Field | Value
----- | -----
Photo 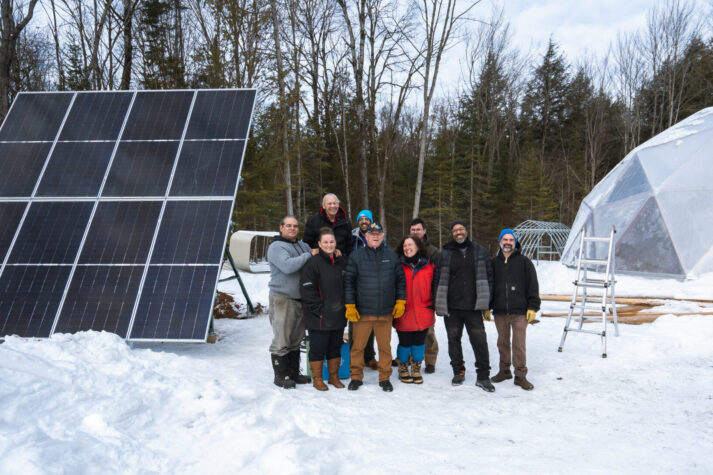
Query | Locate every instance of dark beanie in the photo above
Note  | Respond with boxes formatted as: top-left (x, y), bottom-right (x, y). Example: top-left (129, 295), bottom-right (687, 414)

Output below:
top-left (451, 219), bottom-right (468, 231)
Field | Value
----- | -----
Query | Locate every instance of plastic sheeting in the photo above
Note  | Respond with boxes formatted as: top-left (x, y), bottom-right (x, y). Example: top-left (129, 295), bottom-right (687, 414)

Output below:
top-left (561, 107), bottom-right (713, 278)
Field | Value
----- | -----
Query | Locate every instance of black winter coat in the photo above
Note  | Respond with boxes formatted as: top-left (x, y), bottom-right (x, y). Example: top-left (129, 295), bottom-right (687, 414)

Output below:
top-left (344, 245), bottom-right (406, 317)
top-left (303, 207), bottom-right (353, 256)
top-left (490, 245), bottom-right (541, 315)
top-left (300, 251), bottom-right (347, 331)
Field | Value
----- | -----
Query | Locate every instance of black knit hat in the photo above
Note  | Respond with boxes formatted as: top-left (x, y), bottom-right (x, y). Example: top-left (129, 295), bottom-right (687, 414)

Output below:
top-left (450, 219), bottom-right (468, 231)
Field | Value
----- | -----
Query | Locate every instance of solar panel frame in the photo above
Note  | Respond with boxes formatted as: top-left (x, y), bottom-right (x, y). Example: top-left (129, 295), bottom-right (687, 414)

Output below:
top-left (0, 89), bottom-right (256, 342)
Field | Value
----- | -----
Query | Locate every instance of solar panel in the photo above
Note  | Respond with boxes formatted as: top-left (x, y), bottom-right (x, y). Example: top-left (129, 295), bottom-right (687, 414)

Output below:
top-left (0, 93), bottom-right (72, 141)
top-left (0, 142), bottom-right (53, 196)
top-left (79, 201), bottom-right (162, 264)
top-left (102, 142), bottom-right (181, 196)
top-left (0, 265), bottom-right (71, 338)
top-left (8, 201), bottom-right (93, 264)
top-left (54, 265), bottom-right (144, 337)
top-left (59, 92), bottom-right (133, 141)
top-left (130, 265), bottom-right (219, 340)
top-left (36, 142), bottom-right (116, 196)
top-left (0, 89), bottom-right (256, 341)
top-left (150, 201), bottom-right (232, 264)
top-left (170, 140), bottom-right (246, 196)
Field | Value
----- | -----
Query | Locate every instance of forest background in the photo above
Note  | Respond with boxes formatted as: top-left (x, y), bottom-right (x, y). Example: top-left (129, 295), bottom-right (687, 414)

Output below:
top-left (3, 0), bottom-right (713, 250)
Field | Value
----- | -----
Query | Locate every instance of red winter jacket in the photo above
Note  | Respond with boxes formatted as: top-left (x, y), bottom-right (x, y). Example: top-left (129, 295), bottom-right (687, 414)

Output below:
top-left (393, 258), bottom-right (436, 332)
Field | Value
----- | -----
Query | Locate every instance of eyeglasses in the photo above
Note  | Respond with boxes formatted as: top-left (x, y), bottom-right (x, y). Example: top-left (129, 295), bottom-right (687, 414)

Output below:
top-left (451, 227), bottom-right (466, 233)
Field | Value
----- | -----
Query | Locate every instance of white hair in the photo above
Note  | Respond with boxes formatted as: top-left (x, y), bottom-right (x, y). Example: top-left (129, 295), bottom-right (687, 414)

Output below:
top-left (322, 193), bottom-right (340, 206)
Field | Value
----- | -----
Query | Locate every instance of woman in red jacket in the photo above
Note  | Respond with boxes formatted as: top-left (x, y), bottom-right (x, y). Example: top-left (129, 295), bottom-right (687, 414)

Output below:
top-left (394, 236), bottom-right (436, 384)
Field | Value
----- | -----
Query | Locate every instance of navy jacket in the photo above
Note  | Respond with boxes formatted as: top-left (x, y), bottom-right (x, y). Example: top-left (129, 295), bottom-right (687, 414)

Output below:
top-left (344, 245), bottom-right (406, 317)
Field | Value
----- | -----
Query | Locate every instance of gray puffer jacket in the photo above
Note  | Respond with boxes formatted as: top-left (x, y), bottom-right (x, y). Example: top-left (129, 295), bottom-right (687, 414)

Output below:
top-left (267, 236), bottom-right (312, 299)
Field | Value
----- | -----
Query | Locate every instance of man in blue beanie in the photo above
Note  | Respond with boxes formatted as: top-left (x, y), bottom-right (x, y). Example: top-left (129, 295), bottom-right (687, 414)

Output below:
top-left (490, 229), bottom-right (540, 390)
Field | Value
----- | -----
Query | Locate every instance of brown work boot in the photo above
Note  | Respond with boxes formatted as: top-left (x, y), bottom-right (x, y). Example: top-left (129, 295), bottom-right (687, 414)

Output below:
top-left (411, 361), bottom-right (423, 384)
top-left (366, 358), bottom-right (379, 370)
top-left (492, 370), bottom-right (513, 383)
top-left (514, 375), bottom-right (534, 390)
top-left (327, 358), bottom-right (345, 388)
top-left (309, 361), bottom-right (328, 391)
top-left (398, 360), bottom-right (413, 383)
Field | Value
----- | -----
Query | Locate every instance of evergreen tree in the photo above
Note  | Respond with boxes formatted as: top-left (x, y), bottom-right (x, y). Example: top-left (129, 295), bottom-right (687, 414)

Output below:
top-left (140, 0), bottom-right (186, 89)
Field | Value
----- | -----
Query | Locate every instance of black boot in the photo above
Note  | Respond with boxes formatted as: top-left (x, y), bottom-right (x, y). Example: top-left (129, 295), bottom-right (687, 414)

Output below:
top-left (288, 350), bottom-right (311, 384)
top-left (271, 354), bottom-right (296, 389)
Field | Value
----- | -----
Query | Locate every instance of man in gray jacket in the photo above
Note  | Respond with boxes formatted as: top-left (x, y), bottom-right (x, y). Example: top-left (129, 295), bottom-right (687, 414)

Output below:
top-left (267, 215), bottom-right (318, 388)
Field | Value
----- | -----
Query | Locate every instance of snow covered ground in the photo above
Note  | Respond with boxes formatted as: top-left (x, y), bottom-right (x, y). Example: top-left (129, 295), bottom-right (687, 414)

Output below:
top-left (1, 262), bottom-right (712, 474)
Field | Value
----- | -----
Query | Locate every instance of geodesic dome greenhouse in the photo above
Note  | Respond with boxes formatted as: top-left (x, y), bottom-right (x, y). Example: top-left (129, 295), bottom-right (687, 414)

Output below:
top-left (561, 107), bottom-right (713, 279)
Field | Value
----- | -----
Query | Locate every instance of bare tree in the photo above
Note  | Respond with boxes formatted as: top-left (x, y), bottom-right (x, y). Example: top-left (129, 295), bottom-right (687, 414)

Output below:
top-left (0, 0), bottom-right (40, 116)
top-left (613, 31), bottom-right (644, 153)
top-left (410, 0), bottom-right (479, 218)
top-left (270, 0), bottom-right (293, 214)
top-left (337, 0), bottom-right (369, 208)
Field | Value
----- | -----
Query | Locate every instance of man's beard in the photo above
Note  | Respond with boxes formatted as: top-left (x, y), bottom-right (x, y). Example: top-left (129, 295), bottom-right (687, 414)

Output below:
top-left (501, 245), bottom-right (513, 253)
top-left (455, 236), bottom-right (466, 244)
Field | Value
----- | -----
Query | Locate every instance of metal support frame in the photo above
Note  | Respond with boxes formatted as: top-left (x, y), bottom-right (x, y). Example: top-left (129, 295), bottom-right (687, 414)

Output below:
top-left (558, 225), bottom-right (619, 357)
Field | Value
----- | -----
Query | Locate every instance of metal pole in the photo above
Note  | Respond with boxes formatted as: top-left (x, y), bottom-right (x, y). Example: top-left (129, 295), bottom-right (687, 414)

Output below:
top-left (226, 246), bottom-right (256, 316)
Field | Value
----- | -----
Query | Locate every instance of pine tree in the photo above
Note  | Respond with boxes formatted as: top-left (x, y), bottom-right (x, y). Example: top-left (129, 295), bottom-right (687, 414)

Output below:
top-left (140, 0), bottom-right (186, 89)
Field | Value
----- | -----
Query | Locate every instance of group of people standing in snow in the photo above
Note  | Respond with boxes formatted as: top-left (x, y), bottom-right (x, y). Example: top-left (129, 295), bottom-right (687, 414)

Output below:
top-left (267, 193), bottom-right (540, 393)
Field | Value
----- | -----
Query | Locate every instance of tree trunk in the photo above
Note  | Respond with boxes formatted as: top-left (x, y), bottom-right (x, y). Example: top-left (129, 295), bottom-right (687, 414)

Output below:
top-left (270, 0), bottom-right (293, 215)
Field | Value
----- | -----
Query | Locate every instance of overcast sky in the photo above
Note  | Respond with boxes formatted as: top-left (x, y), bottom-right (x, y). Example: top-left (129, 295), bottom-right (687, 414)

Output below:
top-left (499, 0), bottom-right (654, 60)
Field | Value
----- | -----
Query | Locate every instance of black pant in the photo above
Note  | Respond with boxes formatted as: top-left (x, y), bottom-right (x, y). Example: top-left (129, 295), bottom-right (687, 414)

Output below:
top-left (348, 321), bottom-right (375, 362)
top-left (308, 329), bottom-right (344, 362)
top-left (396, 329), bottom-right (429, 347)
top-left (444, 309), bottom-right (490, 379)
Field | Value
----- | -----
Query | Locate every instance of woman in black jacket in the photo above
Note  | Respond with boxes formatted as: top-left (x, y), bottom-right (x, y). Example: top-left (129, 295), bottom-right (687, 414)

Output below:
top-left (300, 228), bottom-right (348, 390)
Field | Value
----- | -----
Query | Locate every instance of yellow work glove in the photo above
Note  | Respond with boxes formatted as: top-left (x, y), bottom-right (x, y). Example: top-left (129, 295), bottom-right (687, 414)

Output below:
top-left (483, 310), bottom-right (492, 321)
top-left (526, 309), bottom-right (537, 323)
top-left (346, 304), bottom-right (360, 322)
top-left (392, 300), bottom-right (406, 319)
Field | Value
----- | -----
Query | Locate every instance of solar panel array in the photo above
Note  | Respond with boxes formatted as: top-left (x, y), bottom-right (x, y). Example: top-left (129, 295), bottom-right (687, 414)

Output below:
top-left (0, 89), bottom-right (256, 341)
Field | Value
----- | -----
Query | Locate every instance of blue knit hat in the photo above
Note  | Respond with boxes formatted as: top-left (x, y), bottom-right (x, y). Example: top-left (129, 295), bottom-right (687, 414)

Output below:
top-left (356, 209), bottom-right (373, 223)
top-left (498, 228), bottom-right (517, 243)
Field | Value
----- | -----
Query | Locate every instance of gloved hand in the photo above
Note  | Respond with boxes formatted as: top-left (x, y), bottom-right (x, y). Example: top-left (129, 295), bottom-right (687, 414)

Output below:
top-left (392, 300), bottom-right (406, 319)
top-left (483, 310), bottom-right (492, 321)
top-left (346, 304), bottom-right (360, 322)
top-left (526, 309), bottom-right (536, 323)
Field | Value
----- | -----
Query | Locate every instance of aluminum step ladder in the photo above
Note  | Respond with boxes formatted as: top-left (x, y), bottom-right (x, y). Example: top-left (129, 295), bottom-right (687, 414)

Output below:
top-left (558, 225), bottom-right (619, 357)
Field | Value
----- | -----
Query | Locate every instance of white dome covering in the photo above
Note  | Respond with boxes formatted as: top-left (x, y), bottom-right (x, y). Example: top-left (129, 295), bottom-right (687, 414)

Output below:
top-left (561, 107), bottom-right (713, 279)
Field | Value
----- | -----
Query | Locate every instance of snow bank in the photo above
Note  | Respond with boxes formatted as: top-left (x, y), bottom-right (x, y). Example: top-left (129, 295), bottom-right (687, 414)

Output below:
top-left (2, 296), bottom-right (713, 473)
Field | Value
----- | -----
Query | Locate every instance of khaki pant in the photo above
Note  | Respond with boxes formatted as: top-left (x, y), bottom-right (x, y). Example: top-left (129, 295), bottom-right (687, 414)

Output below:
top-left (424, 325), bottom-right (438, 366)
top-left (494, 313), bottom-right (528, 377)
top-left (268, 294), bottom-right (304, 356)
top-left (350, 316), bottom-right (393, 382)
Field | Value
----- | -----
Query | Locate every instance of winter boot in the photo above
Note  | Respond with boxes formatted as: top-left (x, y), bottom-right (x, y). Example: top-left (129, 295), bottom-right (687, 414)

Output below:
top-left (492, 370), bottom-right (513, 383)
top-left (309, 361), bottom-right (328, 391)
top-left (476, 378), bottom-right (496, 392)
top-left (451, 363), bottom-right (466, 386)
top-left (411, 361), bottom-right (423, 384)
top-left (424, 364), bottom-right (436, 374)
top-left (288, 350), bottom-right (311, 384)
top-left (327, 358), bottom-right (345, 388)
top-left (348, 379), bottom-right (363, 391)
top-left (379, 380), bottom-right (394, 392)
top-left (514, 375), bottom-right (534, 390)
top-left (398, 360), bottom-right (413, 383)
top-left (271, 354), bottom-right (296, 389)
